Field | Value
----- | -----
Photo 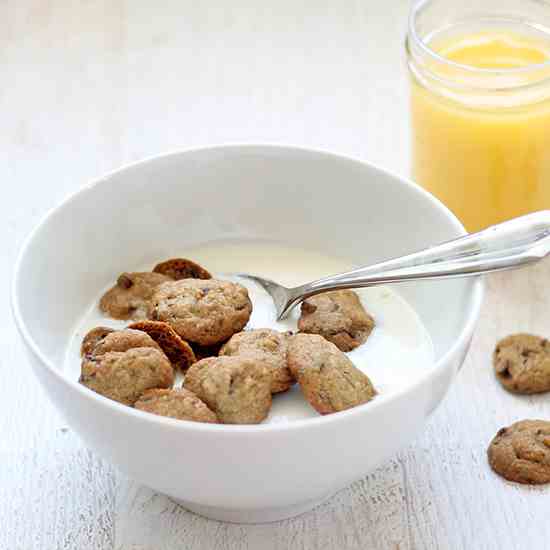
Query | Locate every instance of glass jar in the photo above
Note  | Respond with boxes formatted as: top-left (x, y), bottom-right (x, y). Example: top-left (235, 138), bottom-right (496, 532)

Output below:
top-left (406, 0), bottom-right (550, 232)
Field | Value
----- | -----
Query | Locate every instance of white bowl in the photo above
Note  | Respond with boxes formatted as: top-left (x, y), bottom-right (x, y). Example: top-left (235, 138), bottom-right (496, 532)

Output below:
top-left (12, 145), bottom-right (483, 524)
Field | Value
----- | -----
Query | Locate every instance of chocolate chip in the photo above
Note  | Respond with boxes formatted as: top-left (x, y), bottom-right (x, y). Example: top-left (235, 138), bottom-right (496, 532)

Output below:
top-left (117, 273), bottom-right (134, 289)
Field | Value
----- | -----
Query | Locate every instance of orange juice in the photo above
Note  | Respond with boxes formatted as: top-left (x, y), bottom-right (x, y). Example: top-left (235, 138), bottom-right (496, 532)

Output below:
top-left (410, 30), bottom-right (550, 231)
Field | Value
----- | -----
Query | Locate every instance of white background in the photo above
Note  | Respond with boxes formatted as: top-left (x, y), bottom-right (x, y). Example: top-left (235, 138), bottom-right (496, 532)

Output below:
top-left (2, 1), bottom-right (549, 548)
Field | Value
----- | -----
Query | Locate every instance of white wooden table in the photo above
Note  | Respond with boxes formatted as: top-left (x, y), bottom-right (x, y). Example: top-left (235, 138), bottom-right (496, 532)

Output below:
top-left (2, 1), bottom-right (549, 548)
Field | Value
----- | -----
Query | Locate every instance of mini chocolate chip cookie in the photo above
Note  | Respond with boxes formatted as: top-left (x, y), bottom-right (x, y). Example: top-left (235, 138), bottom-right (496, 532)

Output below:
top-left (288, 333), bottom-right (376, 415)
top-left (81, 327), bottom-right (162, 358)
top-left (493, 334), bottom-right (550, 394)
top-left (80, 347), bottom-right (174, 406)
top-left (100, 272), bottom-right (172, 321)
top-left (128, 320), bottom-right (196, 371)
top-left (184, 356), bottom-right (271, 424)
top-left (298, 290), bottom-right (375, 352)
top-left (134, 388), bottom-right (218, 423)
top-left (150, 279), bottom-right (252, 346)
top-left (153, 258), bottom-right (212, 280)
top-left (220, 329), bottom-right (294, 393)
top-left (488, 420), bottom-right (550, 484)
top-left (81, 326), bottom-right (116, 357)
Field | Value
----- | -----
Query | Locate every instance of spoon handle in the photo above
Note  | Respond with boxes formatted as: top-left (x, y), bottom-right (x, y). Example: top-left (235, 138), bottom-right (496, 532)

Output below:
top-left (294, 210), bottom-right (550, 299)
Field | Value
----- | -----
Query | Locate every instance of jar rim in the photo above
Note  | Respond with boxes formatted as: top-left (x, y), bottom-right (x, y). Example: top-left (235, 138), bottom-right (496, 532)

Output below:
top-left (409, 0), bottom-right (550, 76)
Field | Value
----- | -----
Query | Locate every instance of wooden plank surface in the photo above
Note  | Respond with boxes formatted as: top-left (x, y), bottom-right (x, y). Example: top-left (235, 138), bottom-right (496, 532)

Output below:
top-left (1, 1), bottom-right (549, 548)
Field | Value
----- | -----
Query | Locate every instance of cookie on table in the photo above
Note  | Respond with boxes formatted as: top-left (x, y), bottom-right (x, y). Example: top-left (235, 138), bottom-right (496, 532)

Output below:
top-left (80, 347), bottom-right (174, 406)
top-left (493, 334), bottom-right (550, 394)
top-left (220, 329), bottom-right (294, 393)
top-left (298, 290), bottom-right (375, 352)
top-left (150, 279), bottom-right (252, 346)
top-left (134, 388), bottom-right (218, 423)
top-left (488, 420), bottom-right (550, 484)
top-left (128, 320), bottom-right (196, 371)
top-left (99, 272), bottom-right (172, 321)
top-left (184, 356), bottom-right (271, 424)
top-left (153, 258), bottom-right (212, 281)
top-left (287, 333), bottom-right (376, 415)
top-left (81, 327), bottom-right (162, 358)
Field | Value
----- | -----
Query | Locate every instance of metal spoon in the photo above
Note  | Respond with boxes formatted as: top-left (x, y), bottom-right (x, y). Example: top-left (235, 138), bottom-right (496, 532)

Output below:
top-left (235, 211), bottom-right (550, 320)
